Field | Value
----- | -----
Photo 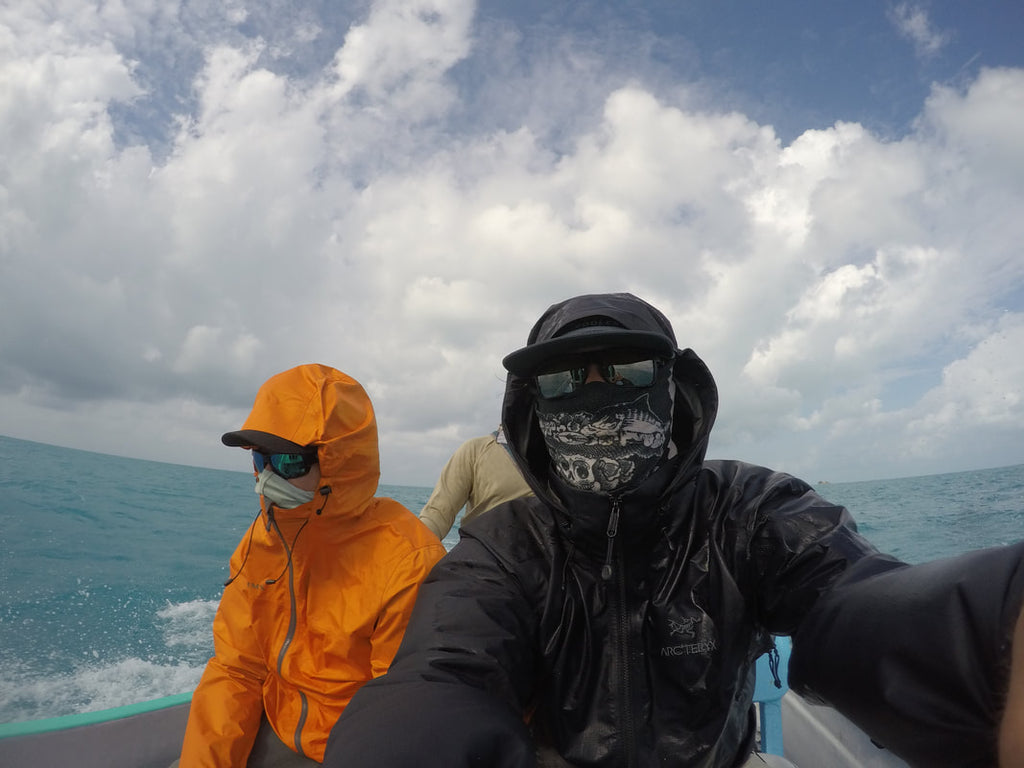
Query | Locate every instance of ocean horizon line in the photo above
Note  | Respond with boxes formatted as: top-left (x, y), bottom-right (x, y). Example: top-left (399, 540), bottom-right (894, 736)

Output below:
top-left (3, 432), bottom-right (1022, 489)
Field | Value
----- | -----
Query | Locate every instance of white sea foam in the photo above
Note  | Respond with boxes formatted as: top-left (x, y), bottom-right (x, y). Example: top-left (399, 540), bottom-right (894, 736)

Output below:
top-left (0, 597), bottom-right (218, 722)
top-left (157, 598), bottom-right (218, 648)
top-left (0, 657), bottom-right (204, 721)
top-left (74, 657), bottom-right (204, 711)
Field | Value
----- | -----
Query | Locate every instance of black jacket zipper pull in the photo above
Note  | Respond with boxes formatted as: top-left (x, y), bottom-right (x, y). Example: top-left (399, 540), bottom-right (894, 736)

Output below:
top-left (601, 497), bottom-right (621, 581)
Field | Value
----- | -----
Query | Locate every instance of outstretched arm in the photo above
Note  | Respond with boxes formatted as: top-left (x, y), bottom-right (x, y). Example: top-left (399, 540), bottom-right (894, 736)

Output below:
top-left (323, 532), bottom-right (540, 767)
top-left (790, 541), bottom-right (1024, 768)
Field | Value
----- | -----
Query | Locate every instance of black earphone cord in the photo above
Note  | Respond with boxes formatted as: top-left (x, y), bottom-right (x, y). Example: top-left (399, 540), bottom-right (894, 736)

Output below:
top-left (222, 485), bottom-right (331, 588)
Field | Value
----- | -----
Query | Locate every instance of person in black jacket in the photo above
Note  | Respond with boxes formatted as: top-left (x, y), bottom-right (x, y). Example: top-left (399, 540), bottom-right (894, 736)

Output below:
top-left (324, 292), bottom-right (1024, 768)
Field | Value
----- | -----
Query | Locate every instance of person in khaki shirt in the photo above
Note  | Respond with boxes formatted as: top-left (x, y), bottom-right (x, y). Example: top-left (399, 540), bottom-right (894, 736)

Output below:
top-left (418, 426), bottom-right (533, 540)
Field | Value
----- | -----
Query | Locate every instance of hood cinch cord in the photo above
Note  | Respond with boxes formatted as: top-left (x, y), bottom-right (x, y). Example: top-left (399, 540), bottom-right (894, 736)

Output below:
top-left (601, 496), bottom-right (622, 581)
top-left (264, 486), bottom-right (331, 586)
top-left (767, 642), bottom-right (782, 689)
top-left (223, 507), bottom-right (263, 587)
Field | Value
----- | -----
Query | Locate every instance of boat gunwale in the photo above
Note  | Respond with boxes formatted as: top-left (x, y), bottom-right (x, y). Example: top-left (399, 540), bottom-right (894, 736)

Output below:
top-left (0, 691), bottom-right (193, 739)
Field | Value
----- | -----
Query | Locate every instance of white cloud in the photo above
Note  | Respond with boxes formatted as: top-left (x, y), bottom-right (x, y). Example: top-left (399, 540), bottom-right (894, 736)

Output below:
top-left (912, 317), bottom-right (1024, 430)
top-left (917, 67), bottom-right (1024, 189)
top-left (888, 2), bottom-right (952, 59)
top-left (1, 1), bottom-right (1022, 485)
top-left (331, 0), bottom-right (474, 101)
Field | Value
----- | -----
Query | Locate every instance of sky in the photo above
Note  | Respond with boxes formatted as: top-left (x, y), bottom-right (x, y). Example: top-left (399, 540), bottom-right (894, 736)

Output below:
top-left (1, 0), bottom-right (1023, 487)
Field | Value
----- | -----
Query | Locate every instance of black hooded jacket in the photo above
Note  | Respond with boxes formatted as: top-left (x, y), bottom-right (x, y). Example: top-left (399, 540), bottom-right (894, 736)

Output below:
top-left (325, 293), bottom-right (1024, 768)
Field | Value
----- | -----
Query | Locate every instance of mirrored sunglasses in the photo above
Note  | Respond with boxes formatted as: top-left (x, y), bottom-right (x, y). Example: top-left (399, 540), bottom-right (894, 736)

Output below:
top-left (252, 450), bottom-right (318, 480)
top-left (536, 358), bottom-right (661, 400)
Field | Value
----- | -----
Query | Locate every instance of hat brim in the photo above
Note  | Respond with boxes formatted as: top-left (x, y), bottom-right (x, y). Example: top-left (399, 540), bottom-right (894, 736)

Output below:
top-left (502, 327), bottom-right (676, 377)
top-left (221, 429), bottom-right (311, 454)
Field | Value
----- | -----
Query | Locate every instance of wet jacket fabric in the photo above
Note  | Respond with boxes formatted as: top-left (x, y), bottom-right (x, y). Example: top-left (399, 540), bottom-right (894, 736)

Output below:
top-left (418, 430), bottom-right (533, 539)
top-left (180, 365), bottom-right (446, 766)
top-left (323, 295), bottom-right (1024, 768)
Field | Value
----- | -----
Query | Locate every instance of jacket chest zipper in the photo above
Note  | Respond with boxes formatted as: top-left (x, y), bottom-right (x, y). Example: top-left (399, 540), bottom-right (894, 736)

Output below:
top-left (268, 511), bottom-right (309, 757)
top-left (603, 497), bottom-right (638, 767)
top-left (613, 557), bottom-right (639, 767)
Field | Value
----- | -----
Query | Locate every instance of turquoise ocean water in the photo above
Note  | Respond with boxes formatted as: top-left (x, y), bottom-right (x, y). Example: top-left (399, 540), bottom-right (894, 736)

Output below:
top-left (1, 433), bottom-right (1022, 723)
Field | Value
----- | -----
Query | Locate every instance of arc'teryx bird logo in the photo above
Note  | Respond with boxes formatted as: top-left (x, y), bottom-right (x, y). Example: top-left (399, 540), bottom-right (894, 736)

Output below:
top-left (661, 614), bottom-right (717, 657)
top-left (668, 617), bottom-right (697, 639)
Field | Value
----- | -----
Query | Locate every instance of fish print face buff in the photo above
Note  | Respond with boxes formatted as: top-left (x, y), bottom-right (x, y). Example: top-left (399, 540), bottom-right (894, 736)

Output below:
top-left (536, 379), bottom-right (674, 494)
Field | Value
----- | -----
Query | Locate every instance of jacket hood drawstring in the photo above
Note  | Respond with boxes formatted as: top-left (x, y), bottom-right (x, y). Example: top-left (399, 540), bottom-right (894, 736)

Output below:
top-left (263, 486), bottom-right (333, 585)
top-left (223, 486), bottom-right (332, 588)
top-left (223, 507), bottom-right (263, 587)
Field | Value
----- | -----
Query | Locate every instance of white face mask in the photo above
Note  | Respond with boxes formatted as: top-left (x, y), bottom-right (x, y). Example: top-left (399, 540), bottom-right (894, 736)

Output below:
top-left (254, 467), bottom-right (316, 509)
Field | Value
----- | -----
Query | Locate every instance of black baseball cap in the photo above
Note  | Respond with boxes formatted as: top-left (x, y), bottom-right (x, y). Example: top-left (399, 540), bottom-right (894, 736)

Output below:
top-left (221, 429), bottom-right (312, 454)
top-left (503, 317), bottom-right (675, 377)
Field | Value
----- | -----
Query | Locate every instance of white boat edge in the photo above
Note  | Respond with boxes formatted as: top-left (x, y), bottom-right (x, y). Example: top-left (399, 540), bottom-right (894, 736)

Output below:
top-left (781, 692), bottom-right (909, 767)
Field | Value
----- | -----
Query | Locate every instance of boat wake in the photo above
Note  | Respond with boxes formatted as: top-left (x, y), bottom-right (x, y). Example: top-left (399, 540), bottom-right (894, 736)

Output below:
top-left (0, 598), bottom-right (216, 722)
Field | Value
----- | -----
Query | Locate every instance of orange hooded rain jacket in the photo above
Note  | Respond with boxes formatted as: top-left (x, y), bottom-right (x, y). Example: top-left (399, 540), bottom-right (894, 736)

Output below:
top-left (179, 364), bottom-right (446, 765)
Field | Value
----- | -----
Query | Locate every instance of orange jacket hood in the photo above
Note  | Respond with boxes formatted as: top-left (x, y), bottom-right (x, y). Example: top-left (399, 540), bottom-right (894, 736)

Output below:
top-left (239, 363), bottom-right (380, 516)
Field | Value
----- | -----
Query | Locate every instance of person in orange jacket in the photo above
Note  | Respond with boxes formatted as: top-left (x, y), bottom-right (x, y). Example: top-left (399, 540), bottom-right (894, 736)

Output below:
top-left (176, 364), bottom-right (447, 766)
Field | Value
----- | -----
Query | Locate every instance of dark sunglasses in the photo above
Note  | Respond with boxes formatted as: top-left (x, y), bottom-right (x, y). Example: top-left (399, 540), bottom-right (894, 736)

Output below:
top-left (536, 358), bottom-right (663, 400)
top-left (252, 450), bottom-right (318, 480)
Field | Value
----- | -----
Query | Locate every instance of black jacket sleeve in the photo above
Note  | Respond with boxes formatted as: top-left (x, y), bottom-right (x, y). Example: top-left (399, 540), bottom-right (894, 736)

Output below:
top-left (323, 529), bottom-right (541, 768)
top-left (736, 469), bottom-right (1024, 766)
top-left (789, 541), bottom-right (1024, 767)
top-left (324, 678), bottom-right (535, 767)
top-left (737, 469), bottom-right (895, 636)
